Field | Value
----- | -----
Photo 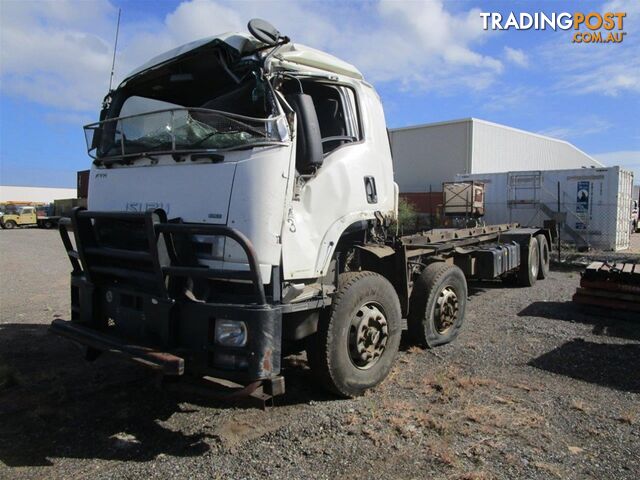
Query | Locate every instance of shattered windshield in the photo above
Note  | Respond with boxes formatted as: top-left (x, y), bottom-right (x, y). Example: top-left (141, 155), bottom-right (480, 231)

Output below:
top-left (85, 107), bottom-right (286, 159)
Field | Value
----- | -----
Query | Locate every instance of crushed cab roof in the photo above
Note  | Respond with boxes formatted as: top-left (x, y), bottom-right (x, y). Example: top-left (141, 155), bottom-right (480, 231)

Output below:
top-left (120, 32), bottom-right (363, 86)
top-left (275, 43), bottom-right (362, 80)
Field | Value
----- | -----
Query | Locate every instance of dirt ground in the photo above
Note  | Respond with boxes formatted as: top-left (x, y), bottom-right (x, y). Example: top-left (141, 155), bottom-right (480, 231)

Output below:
top-left (1, 229), bottom-right (639, 480)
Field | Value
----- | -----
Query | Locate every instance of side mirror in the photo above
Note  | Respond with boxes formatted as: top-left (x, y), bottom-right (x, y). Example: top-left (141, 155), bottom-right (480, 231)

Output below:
top-left (285, 93), bottom-right (324, 174)
top-left (248, 19), bottom-right (282, 46)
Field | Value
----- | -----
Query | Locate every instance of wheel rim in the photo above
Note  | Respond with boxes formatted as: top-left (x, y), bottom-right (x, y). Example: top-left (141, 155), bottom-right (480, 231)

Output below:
top-left (531, 245), bottom-right (539, 278)
top-left (434, 286), bottom-right (459, 334)
top-left (348, 302), bottom-right (388, 370)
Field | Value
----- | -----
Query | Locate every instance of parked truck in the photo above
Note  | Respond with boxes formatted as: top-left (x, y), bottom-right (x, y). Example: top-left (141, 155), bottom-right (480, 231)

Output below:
top-left (0, 199), bottom-right (85, 229)
top-left (51, 20), bottom-right (551, 398)
top-left (0, 204), bottom-right (59, 229)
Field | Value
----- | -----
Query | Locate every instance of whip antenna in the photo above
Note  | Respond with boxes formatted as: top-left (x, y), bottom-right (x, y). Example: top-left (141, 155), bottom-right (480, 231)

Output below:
top-left (108, 8), bottom-right (122, 91)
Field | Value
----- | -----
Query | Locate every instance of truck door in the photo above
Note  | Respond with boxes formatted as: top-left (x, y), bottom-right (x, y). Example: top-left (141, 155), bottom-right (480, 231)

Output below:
top-left (19, 207), bottom-right (36, 225)
top-left (282, 80), bottom-right (395, 280)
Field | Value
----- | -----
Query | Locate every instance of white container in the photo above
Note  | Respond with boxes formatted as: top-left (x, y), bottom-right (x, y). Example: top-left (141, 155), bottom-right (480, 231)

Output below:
top-left (457, 166), bottom-right (634, 251)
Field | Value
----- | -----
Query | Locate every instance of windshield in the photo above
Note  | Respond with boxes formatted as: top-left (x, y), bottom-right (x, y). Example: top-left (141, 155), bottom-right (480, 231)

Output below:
top-left (85, 107), bottom-right (286, 160)
top-left (85, 41), bottom-right (288, 161)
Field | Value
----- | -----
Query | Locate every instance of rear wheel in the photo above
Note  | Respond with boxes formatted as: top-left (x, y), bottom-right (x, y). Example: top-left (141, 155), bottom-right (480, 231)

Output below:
top-left (307, 271), bottom-right (401, 397)
top-left (43, 220), bottom-right (54, 229)
top-left (3, 220), bottom-right (16, 229)
top-left (407, 262), bottom-right (467, 347)
top-left (535, 234), bottom-right (550, 279)
top-left (518, 237), bottom-right (539, 286)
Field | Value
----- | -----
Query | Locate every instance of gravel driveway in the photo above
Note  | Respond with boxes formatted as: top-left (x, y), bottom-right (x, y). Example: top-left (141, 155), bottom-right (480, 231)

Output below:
top-left (1, 229), bottom-right (639, 479)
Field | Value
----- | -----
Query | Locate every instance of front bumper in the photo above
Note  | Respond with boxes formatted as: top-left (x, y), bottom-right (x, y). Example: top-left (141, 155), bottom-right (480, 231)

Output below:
top-left (51, 318), bottom-right (185, 375)
top-left (53, 207), bottom-right (282, 385)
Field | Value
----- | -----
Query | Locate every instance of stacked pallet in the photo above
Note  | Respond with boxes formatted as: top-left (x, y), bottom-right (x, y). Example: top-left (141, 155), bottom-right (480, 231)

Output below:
top-left (573, 262), bottom-right (640, 318)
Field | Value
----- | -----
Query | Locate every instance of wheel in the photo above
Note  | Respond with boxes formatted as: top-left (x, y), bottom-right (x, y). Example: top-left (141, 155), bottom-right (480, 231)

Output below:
top-left (535, 234), bottom-right (550, 279)
top-left (306, 271), bottom-right (402, 397)
top-left (43, 220), bottom-right (54, 229)
top-left (407, 262), bottom-right (467, 348)
top-left (518, 237), bottom-right (539, 287)
top-left (3, 220), bottom-right (16, 229)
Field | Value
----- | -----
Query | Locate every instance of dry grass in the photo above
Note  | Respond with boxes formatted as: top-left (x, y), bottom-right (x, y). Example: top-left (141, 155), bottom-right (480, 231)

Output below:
top-left (424, 438), bottom-right (457, 466)
top-left (570, 398), bottom-right (590, 413)
top-left (406, 345), bottom-right (423, 355)
top-left (616, 412), bottom-right (636, 425)
top-left (533, 461), bottom-right (565, 478)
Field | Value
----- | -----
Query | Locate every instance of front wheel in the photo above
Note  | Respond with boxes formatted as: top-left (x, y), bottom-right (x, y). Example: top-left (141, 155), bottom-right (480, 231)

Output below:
top-left (3, 220), bottom-right (16, 230)
top-left (407, 262), bottom-right (468, 347)
top-left (307, 271), bottom-right (402, 397)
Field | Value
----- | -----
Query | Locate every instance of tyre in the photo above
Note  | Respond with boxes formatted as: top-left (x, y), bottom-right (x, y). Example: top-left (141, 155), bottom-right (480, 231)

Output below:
top-left (306, 271), bottom-right (402, 397)
top-left (517, 237), bottom-right (539, 287)
top-left (43, 220), bottom-right (54, 229)
top-left (407, 262), bottom-right (467, 348)
top-left (3, 220), bottom-right (16, 230)
top-left (535, 234), bottom-right (550, 279)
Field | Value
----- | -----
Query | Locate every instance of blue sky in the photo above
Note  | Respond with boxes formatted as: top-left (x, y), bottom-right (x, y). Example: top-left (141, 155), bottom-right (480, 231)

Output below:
top-left (1, 0), bottom-right (638, 187)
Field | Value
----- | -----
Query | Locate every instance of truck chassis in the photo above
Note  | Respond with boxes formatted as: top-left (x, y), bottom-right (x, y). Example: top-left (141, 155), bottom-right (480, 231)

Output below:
top-left (51, 207), bottom-right (550, 399)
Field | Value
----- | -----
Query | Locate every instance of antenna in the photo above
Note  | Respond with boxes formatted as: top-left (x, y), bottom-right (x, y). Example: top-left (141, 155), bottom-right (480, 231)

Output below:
top-left (108, 8), bottom-right (122, 92)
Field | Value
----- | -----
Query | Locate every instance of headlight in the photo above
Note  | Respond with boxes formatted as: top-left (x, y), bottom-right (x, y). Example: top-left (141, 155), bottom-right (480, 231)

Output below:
top-left (215, 320), bottom-right (247, 347)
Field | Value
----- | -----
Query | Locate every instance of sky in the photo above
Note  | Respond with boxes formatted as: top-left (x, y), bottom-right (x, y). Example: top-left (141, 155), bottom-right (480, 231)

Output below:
top-left (0, 0), bottom-right (638, 187)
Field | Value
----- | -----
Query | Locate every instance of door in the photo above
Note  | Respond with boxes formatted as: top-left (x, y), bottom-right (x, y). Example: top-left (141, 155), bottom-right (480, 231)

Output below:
top-left (282, 80), bottom-right (395, 280)
top-left (19, 207), bottom-right (37, 225)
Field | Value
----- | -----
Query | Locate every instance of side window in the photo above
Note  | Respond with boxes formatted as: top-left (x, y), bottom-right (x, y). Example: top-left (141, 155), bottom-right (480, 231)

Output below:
top-left (304, 83), bottom-right (361, 155)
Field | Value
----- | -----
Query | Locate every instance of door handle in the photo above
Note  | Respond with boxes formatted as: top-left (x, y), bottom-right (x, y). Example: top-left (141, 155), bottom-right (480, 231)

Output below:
top-left (364, 176), bottom-right (378, 204)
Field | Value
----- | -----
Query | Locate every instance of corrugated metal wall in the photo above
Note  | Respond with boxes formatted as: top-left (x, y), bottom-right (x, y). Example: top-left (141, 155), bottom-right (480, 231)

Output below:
top-left (471, 120), bottom-right (602, 173)
top-left (389, 121), bottom-right (470, 192)
top-left (390, 118), bottom-right (603, 193)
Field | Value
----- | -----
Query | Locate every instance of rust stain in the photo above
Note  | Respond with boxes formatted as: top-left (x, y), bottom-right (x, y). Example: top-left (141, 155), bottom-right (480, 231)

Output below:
top-left (261, 348), bottom-right (273, 374)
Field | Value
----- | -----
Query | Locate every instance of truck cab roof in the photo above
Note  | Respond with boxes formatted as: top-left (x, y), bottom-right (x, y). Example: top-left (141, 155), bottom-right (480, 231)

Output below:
top-left (121, 32), bottom-right (363, 87)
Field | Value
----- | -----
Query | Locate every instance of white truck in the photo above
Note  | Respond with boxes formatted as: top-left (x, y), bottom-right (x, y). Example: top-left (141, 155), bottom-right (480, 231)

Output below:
top-left (51, 20), bottom-right (551, 398)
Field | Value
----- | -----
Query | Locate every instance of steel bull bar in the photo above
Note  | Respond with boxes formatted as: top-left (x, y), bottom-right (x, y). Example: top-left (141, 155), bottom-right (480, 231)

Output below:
top-left (51, 207), bottom-right (284, 399)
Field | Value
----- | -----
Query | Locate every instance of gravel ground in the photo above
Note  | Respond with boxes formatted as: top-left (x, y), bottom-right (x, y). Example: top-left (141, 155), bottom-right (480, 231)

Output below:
top-left (1, 229), bottom-right (639, 480)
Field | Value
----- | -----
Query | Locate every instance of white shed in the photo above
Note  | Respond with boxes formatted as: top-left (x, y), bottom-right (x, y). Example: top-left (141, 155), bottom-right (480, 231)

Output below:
top-left (390, 118), bottom-right (603, 192)
top-left (0, 185), bottom-right (77, 204)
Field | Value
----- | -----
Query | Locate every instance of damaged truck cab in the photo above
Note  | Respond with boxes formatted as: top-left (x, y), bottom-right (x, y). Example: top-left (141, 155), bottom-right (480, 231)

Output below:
top-left (52, 20), bottom-right (550, 398)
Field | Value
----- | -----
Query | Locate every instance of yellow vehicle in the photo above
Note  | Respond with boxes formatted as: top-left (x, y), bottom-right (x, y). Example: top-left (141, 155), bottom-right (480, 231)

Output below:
top-left (0, 206), bottom-right (38, 229)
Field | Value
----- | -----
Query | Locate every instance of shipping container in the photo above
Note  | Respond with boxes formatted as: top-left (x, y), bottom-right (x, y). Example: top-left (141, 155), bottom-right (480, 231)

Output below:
top-left (457, 167), bottom-right (634, 251)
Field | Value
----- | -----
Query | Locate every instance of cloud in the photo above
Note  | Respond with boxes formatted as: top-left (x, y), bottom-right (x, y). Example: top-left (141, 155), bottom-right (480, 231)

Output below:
top-left (503, 47), bottom-right (528, 67)
top-left (593, 150), bottom-right (640, 167)
top-left (0, 0), bottom-right (506, 116)
top-left (0, 0), bottom-right (116, 111)
top-left (593, 150), bottom-right (640, 181)
top-left (533, 0), bottom-right (640, 97)
top-left (537, 115), bottom-right (613, 140)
